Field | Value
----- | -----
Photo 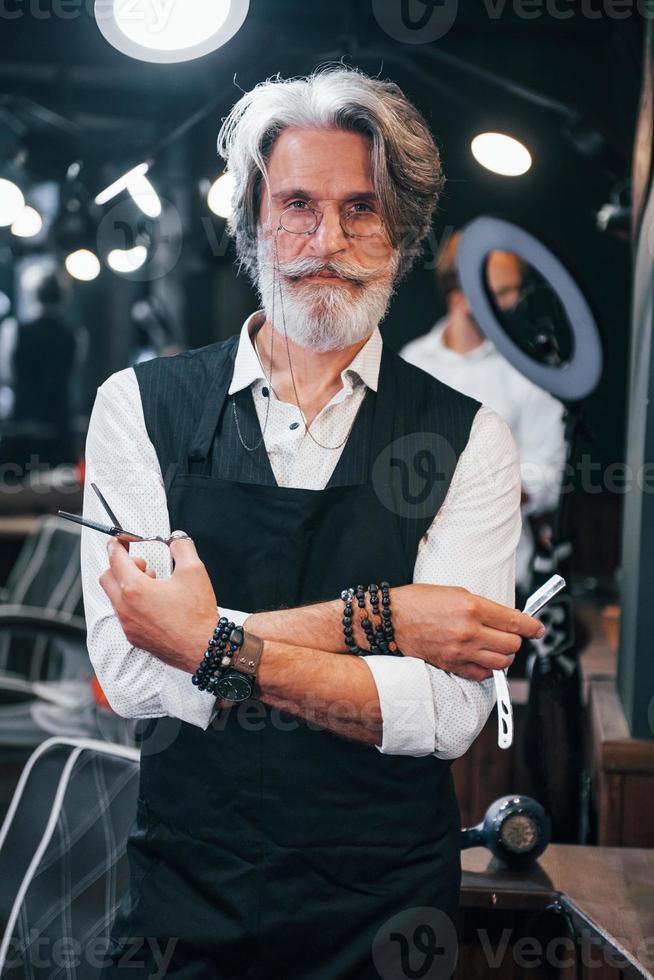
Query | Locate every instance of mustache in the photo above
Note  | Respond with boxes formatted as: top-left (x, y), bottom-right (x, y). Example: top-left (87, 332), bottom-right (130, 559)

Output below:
top-left (271, 255), bottom-right (391, 287)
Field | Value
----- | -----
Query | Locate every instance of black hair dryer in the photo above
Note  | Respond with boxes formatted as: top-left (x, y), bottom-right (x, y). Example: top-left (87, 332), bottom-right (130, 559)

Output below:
top-left (461, 795), bottom-right (551, 868)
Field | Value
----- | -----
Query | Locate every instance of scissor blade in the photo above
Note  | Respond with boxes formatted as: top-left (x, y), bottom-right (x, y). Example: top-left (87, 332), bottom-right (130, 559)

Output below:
top-left (58, 511), bottom-right (118, 535)
top-left (91, 483), bottom-right (122, 529)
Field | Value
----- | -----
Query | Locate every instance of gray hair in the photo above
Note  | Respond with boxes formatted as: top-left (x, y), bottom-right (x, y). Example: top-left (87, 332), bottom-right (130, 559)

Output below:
top-left (216, 65), bottom-right (444, 282)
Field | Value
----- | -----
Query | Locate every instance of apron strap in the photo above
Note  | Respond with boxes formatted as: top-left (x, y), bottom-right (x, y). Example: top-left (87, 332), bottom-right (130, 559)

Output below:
top-left (368, 345), bottom-right (398, 470)
top-left (186, 344), bottom-right (237, 474)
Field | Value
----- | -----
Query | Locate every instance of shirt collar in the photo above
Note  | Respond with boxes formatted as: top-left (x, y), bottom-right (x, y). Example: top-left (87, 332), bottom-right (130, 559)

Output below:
top-left (228, 310), bottom-right (382, 396)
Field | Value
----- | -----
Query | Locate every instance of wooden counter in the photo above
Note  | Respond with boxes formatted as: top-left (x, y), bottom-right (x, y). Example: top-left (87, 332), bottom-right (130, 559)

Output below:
top-left (460, 844), bottom-right (654, 978)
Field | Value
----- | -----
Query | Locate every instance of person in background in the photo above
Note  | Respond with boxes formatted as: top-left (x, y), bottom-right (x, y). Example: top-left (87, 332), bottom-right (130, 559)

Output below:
top-left (401, 230), bottom-right (566, 594)
top-left (9, 274), bottom-right (82, 470)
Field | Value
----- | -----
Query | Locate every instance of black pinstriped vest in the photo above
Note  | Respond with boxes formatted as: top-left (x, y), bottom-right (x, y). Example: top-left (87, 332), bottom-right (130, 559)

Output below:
top-left (134, 334), bottom-right (481, 588)
top-left (108, 333), bottom-right (481, 980)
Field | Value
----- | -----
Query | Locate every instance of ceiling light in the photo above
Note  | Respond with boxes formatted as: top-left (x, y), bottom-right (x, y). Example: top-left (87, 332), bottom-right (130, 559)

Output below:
top-left (65, 248), bottom-right (101, 282)
top-left (471, 133), bottom-right (532, 177)
top-left (94, 0), bottom-right (250, 64)
top-left (11, 205), bottom-right (43, 238)
top-left (0, 178), bottom-right (25, 227)
top-left (95, 162), bottom-right (149, 206)
top-left (127, 173), bottom-right (161, 218)
top-left (207, 171), bottom-right (235, 219)
top-left (107, 245), bottom-right (148, 273)
top-left (95, 162), bottom-right (161, 218)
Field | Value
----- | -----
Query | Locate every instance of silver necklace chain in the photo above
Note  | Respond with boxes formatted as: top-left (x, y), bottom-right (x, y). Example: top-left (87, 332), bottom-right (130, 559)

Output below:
top-left (231, 248), bottom-right (276, 452)
top-left (233, 232), bottom-right (361, 454)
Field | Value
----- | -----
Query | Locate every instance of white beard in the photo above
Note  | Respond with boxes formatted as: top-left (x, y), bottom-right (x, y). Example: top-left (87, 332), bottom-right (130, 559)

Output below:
top-left (255, 236), bottom-right (399, 352)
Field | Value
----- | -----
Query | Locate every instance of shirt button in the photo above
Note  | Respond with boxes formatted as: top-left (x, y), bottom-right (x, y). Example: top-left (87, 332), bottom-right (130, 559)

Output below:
top-left (261, 386), bottom-right (270, 398)
top-left (289, 421), bottom-right (300, 430)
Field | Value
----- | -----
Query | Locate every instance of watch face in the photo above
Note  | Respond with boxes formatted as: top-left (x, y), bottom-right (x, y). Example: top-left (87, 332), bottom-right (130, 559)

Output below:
top-left (215, 670), bottom-right (253, 703)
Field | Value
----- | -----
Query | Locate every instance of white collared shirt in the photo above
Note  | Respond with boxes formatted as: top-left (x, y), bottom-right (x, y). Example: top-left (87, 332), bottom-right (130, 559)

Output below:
top-left (80, 311), bottom-right (521, 759)
top-left (401, 318), bottom-right (566, 586)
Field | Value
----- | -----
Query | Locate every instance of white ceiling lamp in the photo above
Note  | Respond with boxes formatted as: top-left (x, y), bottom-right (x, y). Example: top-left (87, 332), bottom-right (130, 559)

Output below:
top-left (0, 178), bottom-right (25, 227)
top-left (127, 172), bottom-right (161, 218)
top-left (471, 132), bottom-right (532, 177)
top-left (107, 244), bottom-right (148, 274)
top-left (11, 205), bottom-right (43, 238)
top-left (95, 161), bottom-right (160, 215)
top-left (94, 0), bottom-right (250, 64)
top-left (96, 162), bottom-right (161, 218)
top-left (207, 171), bottom-right (235, 219)
top-left (65, 248), bottom-right (101, 282)
top-left (95, 162), bottom-right (148, 205)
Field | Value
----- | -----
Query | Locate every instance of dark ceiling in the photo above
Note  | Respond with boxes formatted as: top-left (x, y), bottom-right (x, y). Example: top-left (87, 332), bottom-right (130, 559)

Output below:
top-left (0, 2), bottom-right (642, 177)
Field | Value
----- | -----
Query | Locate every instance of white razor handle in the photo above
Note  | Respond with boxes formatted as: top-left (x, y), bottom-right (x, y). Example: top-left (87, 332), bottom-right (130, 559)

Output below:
top-left (493, 574), bottom-right (566, 750)
top-left (493, 667), bottom-right (513, 750)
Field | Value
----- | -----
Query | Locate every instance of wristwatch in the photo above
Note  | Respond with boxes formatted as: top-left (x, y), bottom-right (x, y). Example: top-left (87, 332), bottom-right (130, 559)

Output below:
top-left (214, 628), bottom-right (265, 703)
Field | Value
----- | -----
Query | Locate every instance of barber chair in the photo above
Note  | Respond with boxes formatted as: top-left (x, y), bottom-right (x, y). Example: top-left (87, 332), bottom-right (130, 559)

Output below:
top-left (0, 736), bottom-right (140, 979)
top-left (0, 516), bottom-right (137, 825)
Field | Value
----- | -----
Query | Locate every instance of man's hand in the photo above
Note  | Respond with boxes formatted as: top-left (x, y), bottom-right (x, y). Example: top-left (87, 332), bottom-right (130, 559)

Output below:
top-left (392, 584), bottom-right (545, 681)
top-left (99, 532), bottom-right (218, 673)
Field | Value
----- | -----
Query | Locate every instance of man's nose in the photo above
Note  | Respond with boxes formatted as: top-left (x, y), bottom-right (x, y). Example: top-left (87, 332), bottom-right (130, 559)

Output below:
top-left (309, 203), bottom-right (347, 256)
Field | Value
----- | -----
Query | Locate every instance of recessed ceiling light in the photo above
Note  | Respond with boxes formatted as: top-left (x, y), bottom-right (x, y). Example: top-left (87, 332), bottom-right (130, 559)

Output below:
top-left (471, 133), bottom-right (532, 177)
top-left (0, 178), bottom-right (25, 227)
top-left (107, 245), bottom-right (148, 274)
top-left (65, 248), bottom-right (101, 282)
top-left (94, 0), bottom-right (250, 64)
top-left (11, 205), bottom-right (43, 238)
top-left (207, 172), bottom-right (235, 219)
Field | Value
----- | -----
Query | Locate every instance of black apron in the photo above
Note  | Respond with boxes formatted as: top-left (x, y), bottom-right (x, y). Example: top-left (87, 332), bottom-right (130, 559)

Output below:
top-left (102, 338), bottom-right (479, 980)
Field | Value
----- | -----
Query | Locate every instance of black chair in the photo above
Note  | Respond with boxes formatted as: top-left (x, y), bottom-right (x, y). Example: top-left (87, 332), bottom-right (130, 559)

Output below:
top-left (0, 514), bottom-right (86, 686)
top-left (0, 736), bottom-right (140, 979)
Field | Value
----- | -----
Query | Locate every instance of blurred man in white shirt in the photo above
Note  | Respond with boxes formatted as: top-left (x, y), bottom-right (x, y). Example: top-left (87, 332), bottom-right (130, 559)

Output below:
top-left (401, 231), bottom-right (566, 592)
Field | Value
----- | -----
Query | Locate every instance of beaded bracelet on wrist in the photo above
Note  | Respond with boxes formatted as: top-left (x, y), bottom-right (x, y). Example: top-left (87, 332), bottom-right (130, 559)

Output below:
top-left (340, 588), bottom-right (364, 655)
top-left (191, 617), bottom-right (245, 694)
top-left (340, 583), bottom-right (402, 657)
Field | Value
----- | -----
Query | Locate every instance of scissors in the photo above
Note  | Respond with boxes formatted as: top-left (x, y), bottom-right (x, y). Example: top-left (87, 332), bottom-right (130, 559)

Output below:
top-left (58, 483), bottom-right (191, 546)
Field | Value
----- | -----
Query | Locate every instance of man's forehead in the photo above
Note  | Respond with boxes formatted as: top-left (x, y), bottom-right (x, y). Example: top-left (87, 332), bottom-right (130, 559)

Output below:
top-left (264, 127), bottom-right (375, 195)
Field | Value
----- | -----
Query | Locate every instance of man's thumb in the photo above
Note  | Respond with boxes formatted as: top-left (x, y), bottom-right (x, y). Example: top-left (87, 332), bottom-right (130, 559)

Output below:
top-left (168, 531), bottom-right (198, 567)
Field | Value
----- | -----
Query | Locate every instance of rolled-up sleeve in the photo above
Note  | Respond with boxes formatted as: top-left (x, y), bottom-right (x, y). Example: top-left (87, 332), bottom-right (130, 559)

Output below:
top-left (80, 368), bottom-right (237, 729)
top-left (365, 405), bottom-right (522, 758)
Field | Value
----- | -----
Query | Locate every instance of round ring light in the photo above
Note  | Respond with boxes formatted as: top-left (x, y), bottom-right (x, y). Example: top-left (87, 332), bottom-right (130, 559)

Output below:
top-left (457, 216), bottom-right (603, 401)
top-left (94, 0), bottom-right (250, 64)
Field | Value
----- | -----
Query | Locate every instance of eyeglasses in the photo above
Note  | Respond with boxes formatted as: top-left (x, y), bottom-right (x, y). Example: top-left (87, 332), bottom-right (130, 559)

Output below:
top-left (277, 201), bottom-right (385, 239)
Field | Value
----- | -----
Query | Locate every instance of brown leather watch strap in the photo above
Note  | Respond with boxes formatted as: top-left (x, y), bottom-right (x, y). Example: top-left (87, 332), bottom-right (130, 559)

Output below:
top-left (231, 631), bottom-right (264, 678)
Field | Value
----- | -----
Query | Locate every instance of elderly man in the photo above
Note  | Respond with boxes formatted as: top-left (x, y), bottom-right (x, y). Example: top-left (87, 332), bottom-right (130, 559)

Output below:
top-left (83, 67), bottom-right (544, 980)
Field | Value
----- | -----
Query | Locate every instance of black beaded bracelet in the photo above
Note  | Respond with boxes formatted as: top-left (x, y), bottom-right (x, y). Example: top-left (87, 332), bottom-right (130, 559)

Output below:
top-left (191, 617), bottom-right (245, 694)
top-left (340, 588), bottom-right (364, 655)
top-left (340, 583), bottom-right (402, 657)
